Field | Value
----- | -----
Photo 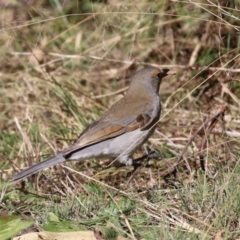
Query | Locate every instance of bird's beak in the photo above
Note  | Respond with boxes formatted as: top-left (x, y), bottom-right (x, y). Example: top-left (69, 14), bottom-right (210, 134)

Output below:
top-left (165, 70), bottom-right (176, 75)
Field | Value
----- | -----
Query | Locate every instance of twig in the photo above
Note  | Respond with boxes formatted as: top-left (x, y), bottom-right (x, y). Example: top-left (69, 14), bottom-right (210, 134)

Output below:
top-left (10, 51), bottom-right (240, 73)
top-left (198, 110), bottom-right (220, 171)
top-left (160, 104), bottom-right (228, 177)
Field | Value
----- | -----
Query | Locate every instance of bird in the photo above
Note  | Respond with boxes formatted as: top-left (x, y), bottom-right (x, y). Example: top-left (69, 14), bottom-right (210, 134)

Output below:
top-left (11, 66), bottom-right (170, 182)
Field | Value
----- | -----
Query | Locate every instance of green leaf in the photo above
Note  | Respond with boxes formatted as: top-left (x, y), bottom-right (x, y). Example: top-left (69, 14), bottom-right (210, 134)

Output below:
top-left (48, 212), bottom-right (60, 222)
top-left (0, 215), bottom-right (33, 240)
top-left (43, 220), bottom-right (86, 232)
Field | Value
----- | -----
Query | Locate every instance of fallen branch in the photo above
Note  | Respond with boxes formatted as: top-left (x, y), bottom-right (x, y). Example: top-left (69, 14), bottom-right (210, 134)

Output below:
top-left (160, 104), bottom-right (228, 177)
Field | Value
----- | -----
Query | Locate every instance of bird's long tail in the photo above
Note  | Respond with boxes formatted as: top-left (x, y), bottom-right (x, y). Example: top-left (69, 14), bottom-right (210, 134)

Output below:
top-left (11, 153), bottom-right (66, 182)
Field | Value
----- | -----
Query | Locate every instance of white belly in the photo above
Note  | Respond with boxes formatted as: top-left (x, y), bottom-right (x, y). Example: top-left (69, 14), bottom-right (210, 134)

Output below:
top-left (68, 128), bottom-right (154, 165)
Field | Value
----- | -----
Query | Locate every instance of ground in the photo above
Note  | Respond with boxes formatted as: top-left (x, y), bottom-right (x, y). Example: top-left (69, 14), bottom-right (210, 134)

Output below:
top-left (0, 1), bottom-right (240, 239)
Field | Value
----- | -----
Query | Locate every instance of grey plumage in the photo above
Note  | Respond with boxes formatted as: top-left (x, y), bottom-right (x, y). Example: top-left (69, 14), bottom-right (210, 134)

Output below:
top-left (11, 67), bottom-right (169, 182)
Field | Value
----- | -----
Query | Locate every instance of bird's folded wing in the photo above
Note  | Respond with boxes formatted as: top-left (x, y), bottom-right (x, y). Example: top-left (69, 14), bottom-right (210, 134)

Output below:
top-left (62, 114), bottom-right (151, 156)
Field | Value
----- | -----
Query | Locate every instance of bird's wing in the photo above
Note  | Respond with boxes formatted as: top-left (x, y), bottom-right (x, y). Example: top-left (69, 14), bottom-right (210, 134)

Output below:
top-left (62, 99), bottom-right (160, 156)
top-left (62, 116), bottom-right (138, 156)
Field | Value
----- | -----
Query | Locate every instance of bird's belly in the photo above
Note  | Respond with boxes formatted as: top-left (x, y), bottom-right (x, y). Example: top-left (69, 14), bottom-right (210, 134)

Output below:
top-left (68, 128), bottom-right (154, 164)
top-left (105, 128), bottom-right (152, 156)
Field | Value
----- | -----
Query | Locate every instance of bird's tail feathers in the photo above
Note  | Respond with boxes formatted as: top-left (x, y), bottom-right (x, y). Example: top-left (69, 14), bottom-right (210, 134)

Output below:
top-left (11, 154), bottom-right (65, 182)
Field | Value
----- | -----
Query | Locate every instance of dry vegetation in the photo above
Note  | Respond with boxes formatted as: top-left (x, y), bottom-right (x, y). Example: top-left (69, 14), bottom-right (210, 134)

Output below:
top-left (0, 0), bottom-right (240, 239)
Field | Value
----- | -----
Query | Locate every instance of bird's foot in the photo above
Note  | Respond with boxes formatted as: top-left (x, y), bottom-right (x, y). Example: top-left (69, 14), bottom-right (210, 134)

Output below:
top-left (132, 149), bottom-right (164, 168)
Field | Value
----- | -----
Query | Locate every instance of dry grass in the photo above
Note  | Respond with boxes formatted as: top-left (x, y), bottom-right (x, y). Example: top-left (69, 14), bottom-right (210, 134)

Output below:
top-left (1, 0), bottom-right (240, 239)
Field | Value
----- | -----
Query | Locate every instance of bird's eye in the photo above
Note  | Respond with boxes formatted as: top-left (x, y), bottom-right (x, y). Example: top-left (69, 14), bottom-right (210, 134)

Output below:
top-left (157, 69), bottom-right (169, 78)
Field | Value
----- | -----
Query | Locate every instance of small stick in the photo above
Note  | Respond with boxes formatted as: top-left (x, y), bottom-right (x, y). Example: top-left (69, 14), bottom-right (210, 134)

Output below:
top-left (160, 104), bottom-right (228, 177)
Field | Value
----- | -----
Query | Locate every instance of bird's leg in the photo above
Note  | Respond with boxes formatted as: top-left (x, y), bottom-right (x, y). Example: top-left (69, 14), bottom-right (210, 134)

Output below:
top-left (127, 146), bottom-right (164, 185)
top-left (132, 145), bottom-right (164, 168)
top-left (147, 150), bottom-right (164, 159)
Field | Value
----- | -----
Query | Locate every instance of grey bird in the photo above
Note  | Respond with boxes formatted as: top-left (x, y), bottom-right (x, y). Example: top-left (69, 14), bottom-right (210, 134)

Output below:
top-left (12, 66), bottom-right (169, 182)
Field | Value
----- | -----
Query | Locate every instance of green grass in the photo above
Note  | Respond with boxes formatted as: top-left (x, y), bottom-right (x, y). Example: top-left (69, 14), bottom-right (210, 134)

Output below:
top-left (1, 0), bottom-right (240, 239)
